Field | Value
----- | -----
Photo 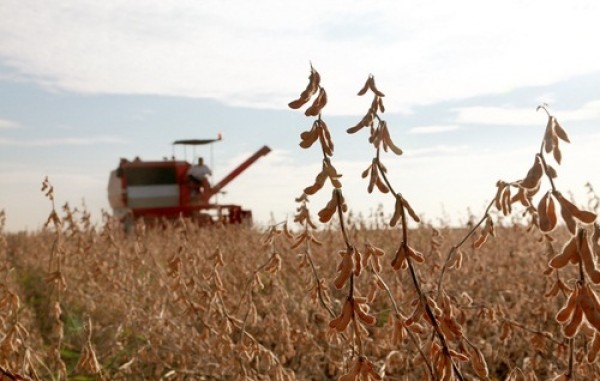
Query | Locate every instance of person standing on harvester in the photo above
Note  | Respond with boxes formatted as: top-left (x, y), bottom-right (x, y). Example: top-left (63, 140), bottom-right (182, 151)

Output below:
top-left (187, 157), bottom-right (212, 196)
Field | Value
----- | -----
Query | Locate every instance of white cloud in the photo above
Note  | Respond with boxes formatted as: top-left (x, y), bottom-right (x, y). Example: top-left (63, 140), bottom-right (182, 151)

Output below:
top-left (0, 119), bottom-right (20, 129)
top-left (0, 167), bottom-right (110, 232)
top-left (408, 125), bottom-right (460, 134)
top-left (0, 136), bottom-right (126, 147)
top-left (454, 100), bottom-right (600, 126)
top-left (453, 106), bottom-right (543, 126)
top-left (404, 144), bottom-right (470, 157)
top-left (561, 100), bottom-right (600, 122)
top-left (0, 170), bottom-right (104, 187)
top-left (1, 1), bottom-right (600, 114)
top-left (3, 1), bottom-right (600, 233)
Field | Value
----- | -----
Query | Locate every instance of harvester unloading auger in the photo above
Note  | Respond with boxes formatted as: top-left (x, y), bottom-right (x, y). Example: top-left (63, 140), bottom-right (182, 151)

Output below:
top-left (108, 138), bottom-right (271, 224)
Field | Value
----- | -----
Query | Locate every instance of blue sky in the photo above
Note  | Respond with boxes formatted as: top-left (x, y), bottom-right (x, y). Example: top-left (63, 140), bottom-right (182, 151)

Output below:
top-left (1, 1), bottom-right (600, 231)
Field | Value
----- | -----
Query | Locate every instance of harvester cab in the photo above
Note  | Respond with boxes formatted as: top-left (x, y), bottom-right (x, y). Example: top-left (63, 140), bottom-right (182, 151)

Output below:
top-left (108, 137), bottom-right (271, 225)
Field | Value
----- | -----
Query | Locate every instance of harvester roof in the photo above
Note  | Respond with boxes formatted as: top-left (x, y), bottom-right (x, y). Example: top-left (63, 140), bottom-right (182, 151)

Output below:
top-left (172, 138), bottom-right (221, 146)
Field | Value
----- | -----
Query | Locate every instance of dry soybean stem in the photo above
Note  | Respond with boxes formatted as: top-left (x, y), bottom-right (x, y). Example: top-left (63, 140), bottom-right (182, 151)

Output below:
top-left (354, 79), bottom-right (466, 380)
top-left (502, 319), bottom-right (566, 347)
top-left (336, 189), bottom-right (353, 251)
top-left (437, 198), bottom-right (495, 299)
top-left (371, 266), bottom-right (435, 379)
top-left (304, 238), bottom-right (336, 317)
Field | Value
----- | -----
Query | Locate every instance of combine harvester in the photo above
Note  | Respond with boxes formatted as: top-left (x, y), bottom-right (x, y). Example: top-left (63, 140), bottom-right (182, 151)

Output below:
top-left (108, 137), bottom-right (271, 225)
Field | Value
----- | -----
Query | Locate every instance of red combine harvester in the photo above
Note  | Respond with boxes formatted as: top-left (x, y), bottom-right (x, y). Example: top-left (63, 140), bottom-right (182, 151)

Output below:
top-left (107, 138), bottom-right (271, 224)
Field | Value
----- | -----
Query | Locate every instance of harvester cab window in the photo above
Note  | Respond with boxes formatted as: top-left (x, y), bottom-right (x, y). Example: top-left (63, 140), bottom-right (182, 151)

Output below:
top-left (124, 166), bottom-right (180, 209)
top-left (124, 167), bottom-right (177, 186)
